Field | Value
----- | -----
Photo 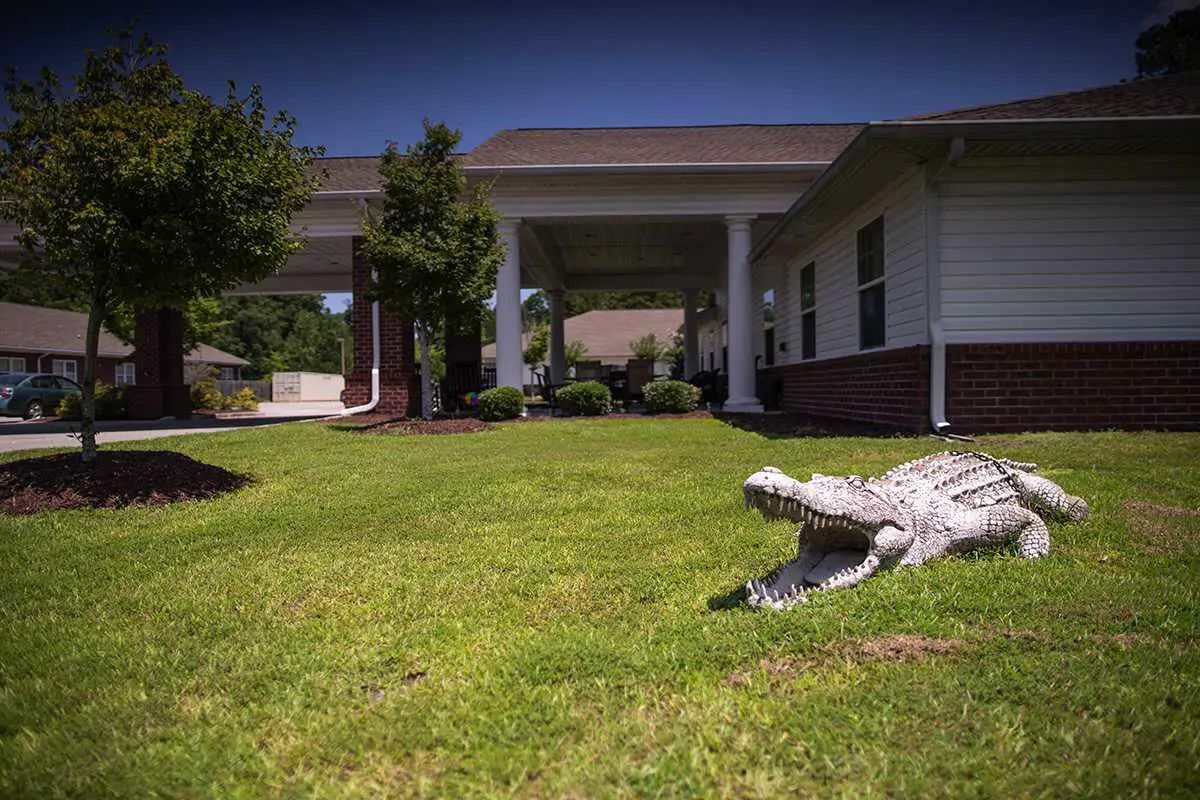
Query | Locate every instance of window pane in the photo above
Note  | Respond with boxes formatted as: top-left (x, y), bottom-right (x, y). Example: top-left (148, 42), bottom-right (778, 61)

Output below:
top-left (800, 262), bottom-right (815, 310)
top-left (802, 311), bottom-right (816, 360)
top-left (859, 283), bottom-right (886, 349)
top-left (856, 217), bottom-right (885, 286)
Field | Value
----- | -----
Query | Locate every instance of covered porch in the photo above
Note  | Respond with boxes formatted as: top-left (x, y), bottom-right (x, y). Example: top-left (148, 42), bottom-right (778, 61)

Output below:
top-left (228, 125), bottom-right (856, 414)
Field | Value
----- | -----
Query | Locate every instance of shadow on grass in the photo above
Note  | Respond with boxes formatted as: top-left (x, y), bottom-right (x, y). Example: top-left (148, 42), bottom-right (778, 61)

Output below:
top-left (707, 582), bottom-right (750, 611)
top-left (713, 411), bottom-right (916, 440)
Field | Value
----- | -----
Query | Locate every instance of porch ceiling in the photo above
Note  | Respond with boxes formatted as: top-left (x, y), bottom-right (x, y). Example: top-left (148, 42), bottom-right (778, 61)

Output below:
top-left (521, 215), bottom-right (780, 292)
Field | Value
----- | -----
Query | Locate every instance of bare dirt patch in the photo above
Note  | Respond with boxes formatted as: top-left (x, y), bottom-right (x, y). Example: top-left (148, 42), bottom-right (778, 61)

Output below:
top-left (726, 634), bottom-right (963, 686)
top-left (1122, 500), bottom-right (1200, 554)
top-left (1124, 500), bottom-right (1200, 518)
top-left (0, 451), bottom-right (250, 515)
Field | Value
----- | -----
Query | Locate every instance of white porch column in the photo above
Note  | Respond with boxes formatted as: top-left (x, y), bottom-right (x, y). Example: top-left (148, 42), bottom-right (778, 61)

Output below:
top-left (549, 288), bottom-right (566, 383)
top-left (682, 288), bottom-right (700, 378)
top-left (724, 215), bottom-right (762, 412)
top-left (496, 218), bottom-right (524, 391)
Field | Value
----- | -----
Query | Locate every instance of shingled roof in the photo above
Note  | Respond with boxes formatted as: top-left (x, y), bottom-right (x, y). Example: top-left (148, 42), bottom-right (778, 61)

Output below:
top-left (0, 302), bottom-right (248, 365)
top-left (904, 71), bottom-right (1200, 121)
top-left (481, 308), bottom-right (684, 362)
top-left (464, 124), bottom-right (864, 168)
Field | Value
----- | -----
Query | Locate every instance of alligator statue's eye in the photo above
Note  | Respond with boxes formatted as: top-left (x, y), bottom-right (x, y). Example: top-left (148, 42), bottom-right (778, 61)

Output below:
top-left (847, 476), bottom-right (866, 489)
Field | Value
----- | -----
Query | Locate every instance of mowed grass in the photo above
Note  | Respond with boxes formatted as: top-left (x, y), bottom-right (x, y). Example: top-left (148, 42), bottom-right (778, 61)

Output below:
top-left (1, 418), bottom-right (1198, 798)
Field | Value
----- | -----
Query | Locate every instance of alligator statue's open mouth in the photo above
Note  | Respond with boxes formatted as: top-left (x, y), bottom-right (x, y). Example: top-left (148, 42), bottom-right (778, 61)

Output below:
top-left (742, 466), bottom-right (898, 609)
top-left (744, 492), bottom-right (880, 606)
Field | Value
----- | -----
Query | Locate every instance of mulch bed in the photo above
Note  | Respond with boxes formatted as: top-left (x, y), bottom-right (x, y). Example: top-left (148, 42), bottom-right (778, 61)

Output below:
top-left (1, 451), bottom-right (250, 516)
top-left (354, 417), bottom-right (495, 436)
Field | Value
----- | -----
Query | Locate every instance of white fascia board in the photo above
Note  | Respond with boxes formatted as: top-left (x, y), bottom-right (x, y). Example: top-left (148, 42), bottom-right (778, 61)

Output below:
top-left (463, 162), bottom-right (831, 175)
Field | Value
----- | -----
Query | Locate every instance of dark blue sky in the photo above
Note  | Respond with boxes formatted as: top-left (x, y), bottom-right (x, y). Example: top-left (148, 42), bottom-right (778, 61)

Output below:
top-left (2, 0), bottom-right (1191, 156)
top-left (3, 0), bottom-right (1190, 312)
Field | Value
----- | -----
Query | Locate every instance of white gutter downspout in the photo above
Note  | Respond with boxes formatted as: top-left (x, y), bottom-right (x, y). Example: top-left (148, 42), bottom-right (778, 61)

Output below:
top-left (926, 136), bottom-right (965, 435)
top-left (340, 199), bottom-right (381, 416)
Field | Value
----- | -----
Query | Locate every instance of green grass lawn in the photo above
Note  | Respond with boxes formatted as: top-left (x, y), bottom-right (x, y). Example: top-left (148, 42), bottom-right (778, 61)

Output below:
top-left (1, 418), bottom-right (1198, 797)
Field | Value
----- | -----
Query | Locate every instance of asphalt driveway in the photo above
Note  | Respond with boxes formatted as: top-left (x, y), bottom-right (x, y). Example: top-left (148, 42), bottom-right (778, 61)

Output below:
top-left (0, 402), bottom-right (347, 453)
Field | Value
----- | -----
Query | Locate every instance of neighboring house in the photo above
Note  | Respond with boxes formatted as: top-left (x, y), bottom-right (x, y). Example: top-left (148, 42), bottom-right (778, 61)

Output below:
top-left (751, 71), bottom-right (1200, 431)
top-left (0, 302), bottom-right (249, 384)
top-left (481, 308), bottom-right (684, 382)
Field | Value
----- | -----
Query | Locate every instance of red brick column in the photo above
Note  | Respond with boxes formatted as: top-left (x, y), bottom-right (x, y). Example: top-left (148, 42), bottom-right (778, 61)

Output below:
top-left (127, 307), bottom-right (190, 420)
top-left (946, 342), bottom-right (1200, 432)
top-left (768, 345), bottom-right (930, 432)
top-left (343, 237), bottom-right (419, 416)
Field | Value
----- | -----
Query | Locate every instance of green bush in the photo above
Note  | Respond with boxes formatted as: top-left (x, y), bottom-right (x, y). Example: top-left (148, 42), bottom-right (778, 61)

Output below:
top-left (227, 387), bottom-right (260, 411)
top-left (57, 381), bottom-right (128, 420)
top-left (557, 380), bottom-right (612, 416)
top-left (643, 379), bottom-right (701, 414)
top-left (478, 386), bottom-right (524, 421)
top-left (190, 378), bottom-right (225, 410)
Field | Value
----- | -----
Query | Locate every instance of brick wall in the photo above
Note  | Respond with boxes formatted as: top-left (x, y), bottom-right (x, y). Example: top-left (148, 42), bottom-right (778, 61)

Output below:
top-left (344, 237), bottom-right (420, 416)
top-left (765, 345), bottom-right (930, 431)
top-left (947, 342), bottom-right (1200, 432)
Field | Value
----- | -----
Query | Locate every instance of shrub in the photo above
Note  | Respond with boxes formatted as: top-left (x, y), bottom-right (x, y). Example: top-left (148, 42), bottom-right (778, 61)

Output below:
top-left (643, 379), bottom-right (701, 414)
top-left (478, 386), bottom-right (524, 421)
top-left (227, 387), bottom-right (260, 411)
top-left (190, 378), bottom-right (225, 410)
top-left (57, 381), bottom-right (128, 420)
top-left (557, 380), bottom-right (612, 416)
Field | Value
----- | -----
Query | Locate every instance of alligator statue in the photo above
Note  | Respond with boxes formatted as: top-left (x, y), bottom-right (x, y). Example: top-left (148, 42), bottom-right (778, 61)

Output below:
top-left (742, 451), bottom-right (1089, 609)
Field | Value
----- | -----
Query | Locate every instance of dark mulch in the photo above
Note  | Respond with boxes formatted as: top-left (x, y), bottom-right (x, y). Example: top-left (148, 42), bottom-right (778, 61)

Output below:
top-left (713, 411), bottom-right (910, 439)
top-left (355, 417), bottom-right (495, 436)
top-left (0, 451), bottom-right (251, 516)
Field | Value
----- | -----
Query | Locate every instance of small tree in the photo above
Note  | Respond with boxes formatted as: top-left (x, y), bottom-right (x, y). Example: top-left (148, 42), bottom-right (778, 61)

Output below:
top-left (523, 325), bottom-right (549, 371)
top-left (630, 333), bottom-right (668, 362)
top-left (361, 121), bottom-right (503, 419)
top-left (565, 341), bottom-right (588, 369)
top-left (0, 30), bottom-right (320, 460)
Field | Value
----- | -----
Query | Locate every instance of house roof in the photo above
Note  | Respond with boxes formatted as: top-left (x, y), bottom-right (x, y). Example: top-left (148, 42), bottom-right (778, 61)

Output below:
top-left (0, 302), bottom-right (249, 366)
top-left (464, 124), bottom-right (864, 168)
top-left (481, 308), bottom-right (684, 361)
top-left (753, 74), bottom-right (1200, 265)
top-left (902, 71), bottom-right (1200, 121)
top-left (312, 153), bottom-right (467, 193)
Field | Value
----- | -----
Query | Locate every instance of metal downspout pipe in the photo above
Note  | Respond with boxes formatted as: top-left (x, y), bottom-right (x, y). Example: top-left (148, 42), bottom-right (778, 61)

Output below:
top-left (927, 136), bottom-right (965, 434)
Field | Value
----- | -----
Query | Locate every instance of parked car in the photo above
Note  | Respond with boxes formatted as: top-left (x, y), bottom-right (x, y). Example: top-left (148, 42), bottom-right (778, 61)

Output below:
top-left (0, 372), bottom-right (83, 419)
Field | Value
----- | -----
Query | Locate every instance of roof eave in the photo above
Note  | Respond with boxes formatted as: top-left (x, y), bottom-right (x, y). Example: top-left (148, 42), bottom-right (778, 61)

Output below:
top-left (462, 161), bottom-right (832, 175)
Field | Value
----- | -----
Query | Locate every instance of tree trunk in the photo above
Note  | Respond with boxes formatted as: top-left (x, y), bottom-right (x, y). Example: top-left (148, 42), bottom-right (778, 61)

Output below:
top-left (81, 296), bottom-right (105, 462)
top-left (418, 322), bottom-right (432, 420)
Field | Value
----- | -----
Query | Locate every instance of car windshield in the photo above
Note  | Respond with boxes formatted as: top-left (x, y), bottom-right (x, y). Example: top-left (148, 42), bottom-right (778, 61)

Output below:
top-left (0, 373), bottom-right (33, 384)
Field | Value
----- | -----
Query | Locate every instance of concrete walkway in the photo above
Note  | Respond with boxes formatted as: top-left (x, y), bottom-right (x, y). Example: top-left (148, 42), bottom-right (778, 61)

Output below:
top-left (0, 401), bottom-right (346, 453)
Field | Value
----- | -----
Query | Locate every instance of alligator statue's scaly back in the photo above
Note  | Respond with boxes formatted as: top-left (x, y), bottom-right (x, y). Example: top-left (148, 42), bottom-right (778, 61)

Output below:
top-left (877, 451), bottom-right (1040, 510)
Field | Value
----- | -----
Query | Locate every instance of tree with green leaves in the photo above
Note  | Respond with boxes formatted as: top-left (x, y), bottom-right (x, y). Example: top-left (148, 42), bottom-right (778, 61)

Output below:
top-left (523, 325), bottom-right (549, 370)
top-left (361, 120), bottom-right (504, 419)
top-left (629, 332), bottom-right (669, 362)
top-left (1136, 6), bottom-right (1200, 76)
top-left (565, 341), bottom-right (588, 369)
top-left (0, 30), bottom-right (320, 460)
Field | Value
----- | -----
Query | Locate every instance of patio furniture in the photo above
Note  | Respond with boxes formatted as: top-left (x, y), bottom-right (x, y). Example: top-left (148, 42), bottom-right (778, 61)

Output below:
top-left (625, 359), bottom-right (655, 404)
top-left (533, 368), bottom-right (573, 415)
top-left (574, 360), bottom-right (605, 381)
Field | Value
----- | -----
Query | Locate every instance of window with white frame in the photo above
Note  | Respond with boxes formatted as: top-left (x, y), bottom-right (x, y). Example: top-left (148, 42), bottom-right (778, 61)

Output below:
top-left (856, 216), bottom-right (886, 350)
top-left (52, 359), bottom-right (78, 382)
top-left (218, 367), bottom-right (236, 380)
top-left (115, 362), bottom-right (136, 385)
top-left (0, 356), bottom-right (26, 373)
top-left (800, 261), bottom-right (816, 360)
